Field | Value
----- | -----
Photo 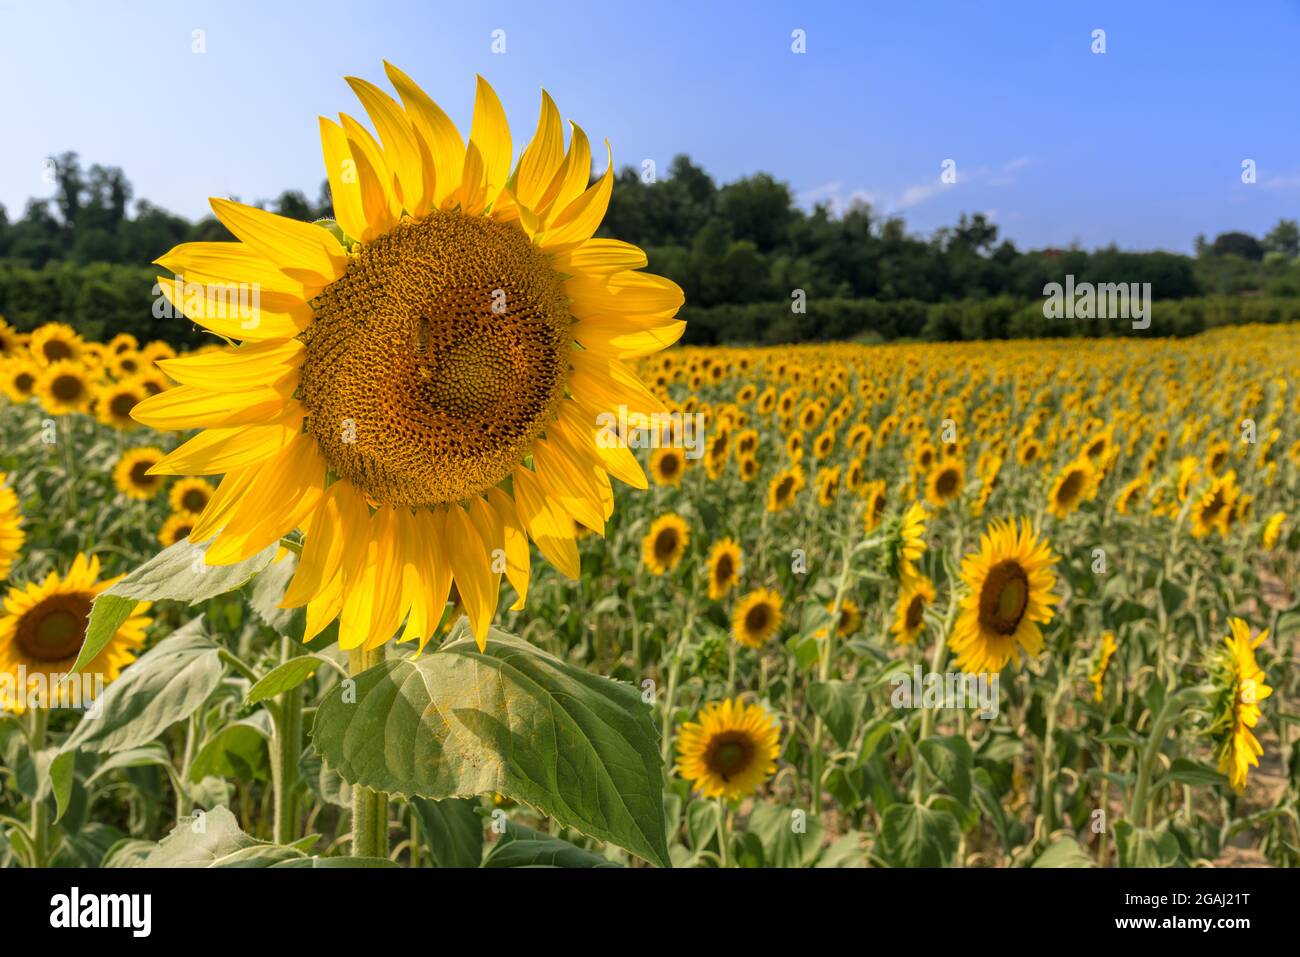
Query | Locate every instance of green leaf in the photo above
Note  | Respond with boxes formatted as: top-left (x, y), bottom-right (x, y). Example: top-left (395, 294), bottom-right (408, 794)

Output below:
top-left (1096, 726), bottom-right (1142, 750)
top-left (1159, 579), bottom-right (1188, 617)
top-left (311, 626), bottom-right (669, 868)
top-left (411, 797), bottom-right (484, 868)
top-left (245, 655), bottom-right (328, 706)
top-left (686, 799), bottom-right (717, 852)
top-left (919, 735), bottom-right (972, 807)
top-left (1032, 836), bottom-right (1096, 867)
top-left (483, 820), bottom-right (619, 868)
top-left (85, 744), bottom-right (174, 786)
top-left (747, 803), bottom-right (825, 868)
top-left (784, 633), bottom-right (820, 672)
top-left (138, 806), bottom-right (302, 867)
top-left (74, 540), bottom-right (279, 671)
top-left (1114, 820), bottom-right (1181, 868)
top-left (1165, 757), bottom-right (1227, 788)
top-left (50, 750), bottom-right (76, 824)
top-left (808, 680), bottom-right (867, 749)
top-left (188, 712), bottom-right (272, 782)
top-left (880, 802), bottom-right (960, 867)
top-left (272, 856), bottom-right (398, 868)
top-left (63, 629), bottom-right (224, 754)
top-left (815, 831), bottom-right (868, 867)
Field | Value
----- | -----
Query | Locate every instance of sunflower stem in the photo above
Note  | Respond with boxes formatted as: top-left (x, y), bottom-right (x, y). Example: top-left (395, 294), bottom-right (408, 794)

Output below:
top-left (809, 541), bottom-right (853, 816)
top-left (29, 708), bottom-right (50, 868)
top-left (271, 636), bottom-right (304, 845)
top-left (348, 645), bottom-right (388, 858)
top-left (715, 799), bottom-right (731, 868)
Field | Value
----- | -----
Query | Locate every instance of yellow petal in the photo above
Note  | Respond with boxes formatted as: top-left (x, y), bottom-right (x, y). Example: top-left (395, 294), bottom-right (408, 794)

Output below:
top-left (442, 504), bottom-right (495, 650)
top-left (468, 75), bottom-right (512, 214)
top-left (319, 116), bottom-right (370, 244)
top-left (282, 481), bottom-right (361, 608)
top-left (511, 467), bottom-right (580, 579)
top-left (384, 61), bottom-right (465, 209)
top-left (575, 319), bottom-right (687, 359)
top-left (156, 242), bottom-right (308, 296)
top-left (550, 238), bottom-right (647, 276)
top-left (340, 113), bottom-right (402, 240)
top-left (347, 76), bottom-right (426, 215)
top-left (514, 90), bottom-right (565, 211)
top-left (131, 381), bottom-right (294, 431)
top-left (156, 339), bottom-right (303, 392)
top-left (538, 139), bottom-right (612, 250)
top-left (147, 404), bottom-right (304, 475)
top-left (209, 198), bottom-right (346, 288)
top-left (155, 275), bottom-right (311, 341)
top-left (536, 121), bottom-right (591, 222)
top-left (488, 487), bottom-right (531, 611)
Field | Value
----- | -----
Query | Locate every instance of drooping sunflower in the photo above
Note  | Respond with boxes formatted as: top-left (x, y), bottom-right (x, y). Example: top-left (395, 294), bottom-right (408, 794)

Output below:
top-left (1262, 510), bottom-right (1286, 550)
top-left (0, 554), bottom-right (151, 713)
top-left (861, 479), bottom-right (887, 531)
top-left (650, 447), bottom-right (686, 487)
top-left (950, 518), bottom-right (1058, 674)
top-left (1046, 457), bottom-right (1099, 519)
top-left (706, 537), bottom-right (743, 600)
top-left (831, 598), bottom-right (861, 637)
top-left (1088, 631), bottom-right (1118, 703)
top-left (676, 697), bottom-right (781, 801)
top-left (766, 466), bottom-right (804, 513)
top-left (35, 360), bottom-right (94, 415)
top-left (113, 447), bottom-right (167, 500)
top-left (891, 574), bottom-right (935, 645)
top-left (0, 474), bottom-right (25, 580)
top-left (731, 588), bottom-right (783, 648)
top-left (28, 322), bottom-right (83, 367)
top-left (1208, 618), bottom-right (1272, 793)
top-left (924, 458), bottom-right (965, 509)
top-left (1190, 470), bottom-right (1238, 539)
top-left (815, 465), bottom-right (840, 507)
top-left (1114, 476), bottom-right (1147, 516)
top-left (884, 501), bottom-right (927, 584)
top-left (169, 477), bottom-right (217, 516)
top-left (642, 512), bottom-right (689, 575)
top-left (130, 67), bottom-right (685, 652)
top-left (95, 377), bottom-right (147, 429)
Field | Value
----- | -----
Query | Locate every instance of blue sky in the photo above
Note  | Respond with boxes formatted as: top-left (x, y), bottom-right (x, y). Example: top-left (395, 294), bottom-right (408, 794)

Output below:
top-left (1, 0), bottom-right (1297, 252)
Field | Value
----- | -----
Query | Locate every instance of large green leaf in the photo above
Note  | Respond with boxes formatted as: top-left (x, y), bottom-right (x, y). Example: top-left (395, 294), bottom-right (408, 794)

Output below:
top-left (483, 820), bottom-right (618, 868)
top-left (748, 802), bottom-right (825, 868)
top-left (74, 540), bottom-right (279, 671)
top-left (807, 681), bottom-right (868, 749)
top-left (139, 806), bottom-right (297, 867)
top-left (312, 626), bottom-right (669, 868)
top-left (880, 802), bottom-right (960, 867)
top-left (919, 735), bottom-right (973, 808)
top-left (1032, 836), bottom-right (1096, 868)
top-left (63, 629), bottom-right (224, 754)
top-left (188, 712), bottom-right (272, 782)
top-left (411, 797), bottom-right (484, 868)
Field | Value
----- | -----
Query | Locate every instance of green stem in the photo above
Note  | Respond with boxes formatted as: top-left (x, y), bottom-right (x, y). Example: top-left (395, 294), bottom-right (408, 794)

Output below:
top-left (810, 542), bottom-right (853, 815)
top-left (271, 636), bottom-right (304, 845)
top-left (913, 598), bottom-right (956, 802)
top-left (715, 800), bottom-right (731, 868)
top-left (348, 646), bottom-right (388, 857)
top-left (29, 708), bottom-right (50, 868)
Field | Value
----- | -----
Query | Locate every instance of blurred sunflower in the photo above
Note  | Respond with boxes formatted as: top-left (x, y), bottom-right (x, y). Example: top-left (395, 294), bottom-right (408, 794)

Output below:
top-left (766, 466), bottom-right (804, 513)
top-left (815, 466), bottom-right (840, 507)
top-left (642, 512), bottom-right (689, 575)
top-left (1208, 618), bottom-right (1271, 793)
top-left (1088, 631), bottom-right (1118, 703)
top-left (676, 697), bottom-right (780, 801)
top-left (831, 598), bottom-right (860, 637)
top-left (28, 322), bottom-right (83, 366)
top-left (95, 378), bottom-right (146, 429)
top-left (35, 360), bottom-right (94, 415)
top-left (159, 511), bottom-right (198, 548)
top-left (0, 554), bottom-right (151, 713)
top-left (950, 518), bottom-right (1058, 673)
top-left (0, 474), bottom-right (24, 580)
top-left (861, 480), bottom-right (887, 531)
top-left (650, 447), bottom-right (686, 487)
top-left (169, 477), bottom-right (217, 515)
top-left (1114, 476), bottom-right (1147, 515)
top-left (891, 574), bottom-right (935, 645)
top-left (0, 358), bottom-right (39, 403)
top-left (130, 66), bottom-right (684, 651)
top-left (706, 538), bottom-right (742, 600)
top-left (1190, 471), bottom-right (1238, 538)
top-left (884, 501), bottom-right (927, 583)
top-left (924, 459), bottom-right (964, 509)
top-left (1046, 457), bottom-right (1099, 519)
top-left (732, 588), bottom-right (782, 648)
top-left (1262, 510), bottom-right (1285, 550)
top-left (113, 447), bottom-right (167, 500)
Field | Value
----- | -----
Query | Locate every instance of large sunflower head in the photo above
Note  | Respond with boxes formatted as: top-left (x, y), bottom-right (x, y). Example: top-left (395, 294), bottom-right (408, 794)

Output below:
top-left (676, 697), bottom-right (781, 801)
top-left (130, 67), bottom-right (684, 653)
top-left (891, 574), bottom-right (936, 645)
top-left (0, 473), bottom-right (25, 581)
top-left (113, 447), bottom-right (167, 501)
top-left (1207, 618), bottom-right (1272, 793)
top-left (950, 517), bottom-right (1058, 674)
top-left (731, 588), bottom-right (783, 648)
top-left (706, 537), bottom-right (743, 600)
top-left (642, 512), bottom-right (690, 575)
top-left (0, 554), bottom-right (151, 713)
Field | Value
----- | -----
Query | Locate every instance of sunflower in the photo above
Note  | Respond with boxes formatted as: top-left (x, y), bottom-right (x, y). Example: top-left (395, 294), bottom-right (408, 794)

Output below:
top-left (159, 511), bottom-right (199, 548)
top-left (95, 377), bottom-right (146, 429)
top-left (0, 554), bottom-right (151, 713)
top-left (706, 538), bottom-right (743, 600)
top-left (130, 67), bottom-right (684, 652)
top-left (1190, 471), bottom-right (1238, 539)
top-left (648, 447), bottom-right (685, 488)
top-left (785, 430), bottom-right (804, 462)
top-left (107, 332), bottom-right (139, 356)
top-left (1114, 476), bottom-right (1147, 515)
top-left (924, 459), bottom-right (965, 509)
top-left (0, 318), bottom-right (20, 357)
top-left (113, 447), bottom-right (167, 500)
top-left (642, 512), bottom-right (689, 575)
top-left (1262, 510), bottom-right (1286, 550)
top-left (0, 358), bottom-right (39, 402)
top-left (884, 501), bottom-right (927, 584)
top-left (1046, 457), bottom-right (1099, 519)
top-left (732, 588), bottom-right (783, 648)
top-left (950, 518), bottom-right (1058, 673)
top-left (676, 697), bottom-right (780, 801)
top-left (28, 322), bottom-right (83, 366)
top-left (0, 474), bottom-right (24, 580)
top-left (35, 360), bottom-right (94, 415)
top-left (891, 574), bottom-right (935, 645)
top-left (815, 466), bottom-right (840, 507)
top-left (1016, 437), bottom-right (1042, 466)
top-left (1208, 618), bottom-right (1272, 793)
top-left (766, 466), bottom-right (804, 513)
top-left (737, 455), bottom-right (758, 482)
top-left (1088, 631), bottom-right (1118, 703)
top-left (831, 598), bottom-right (861, 637)
top-left (169, 477), bottom-right (217, 515)
top-left (861, 479), bottom-right (887, 531)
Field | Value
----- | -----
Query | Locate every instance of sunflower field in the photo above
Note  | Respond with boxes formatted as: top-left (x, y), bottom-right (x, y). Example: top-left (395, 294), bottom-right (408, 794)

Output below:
top-left (1, 66), bottom-right (1298, 872)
